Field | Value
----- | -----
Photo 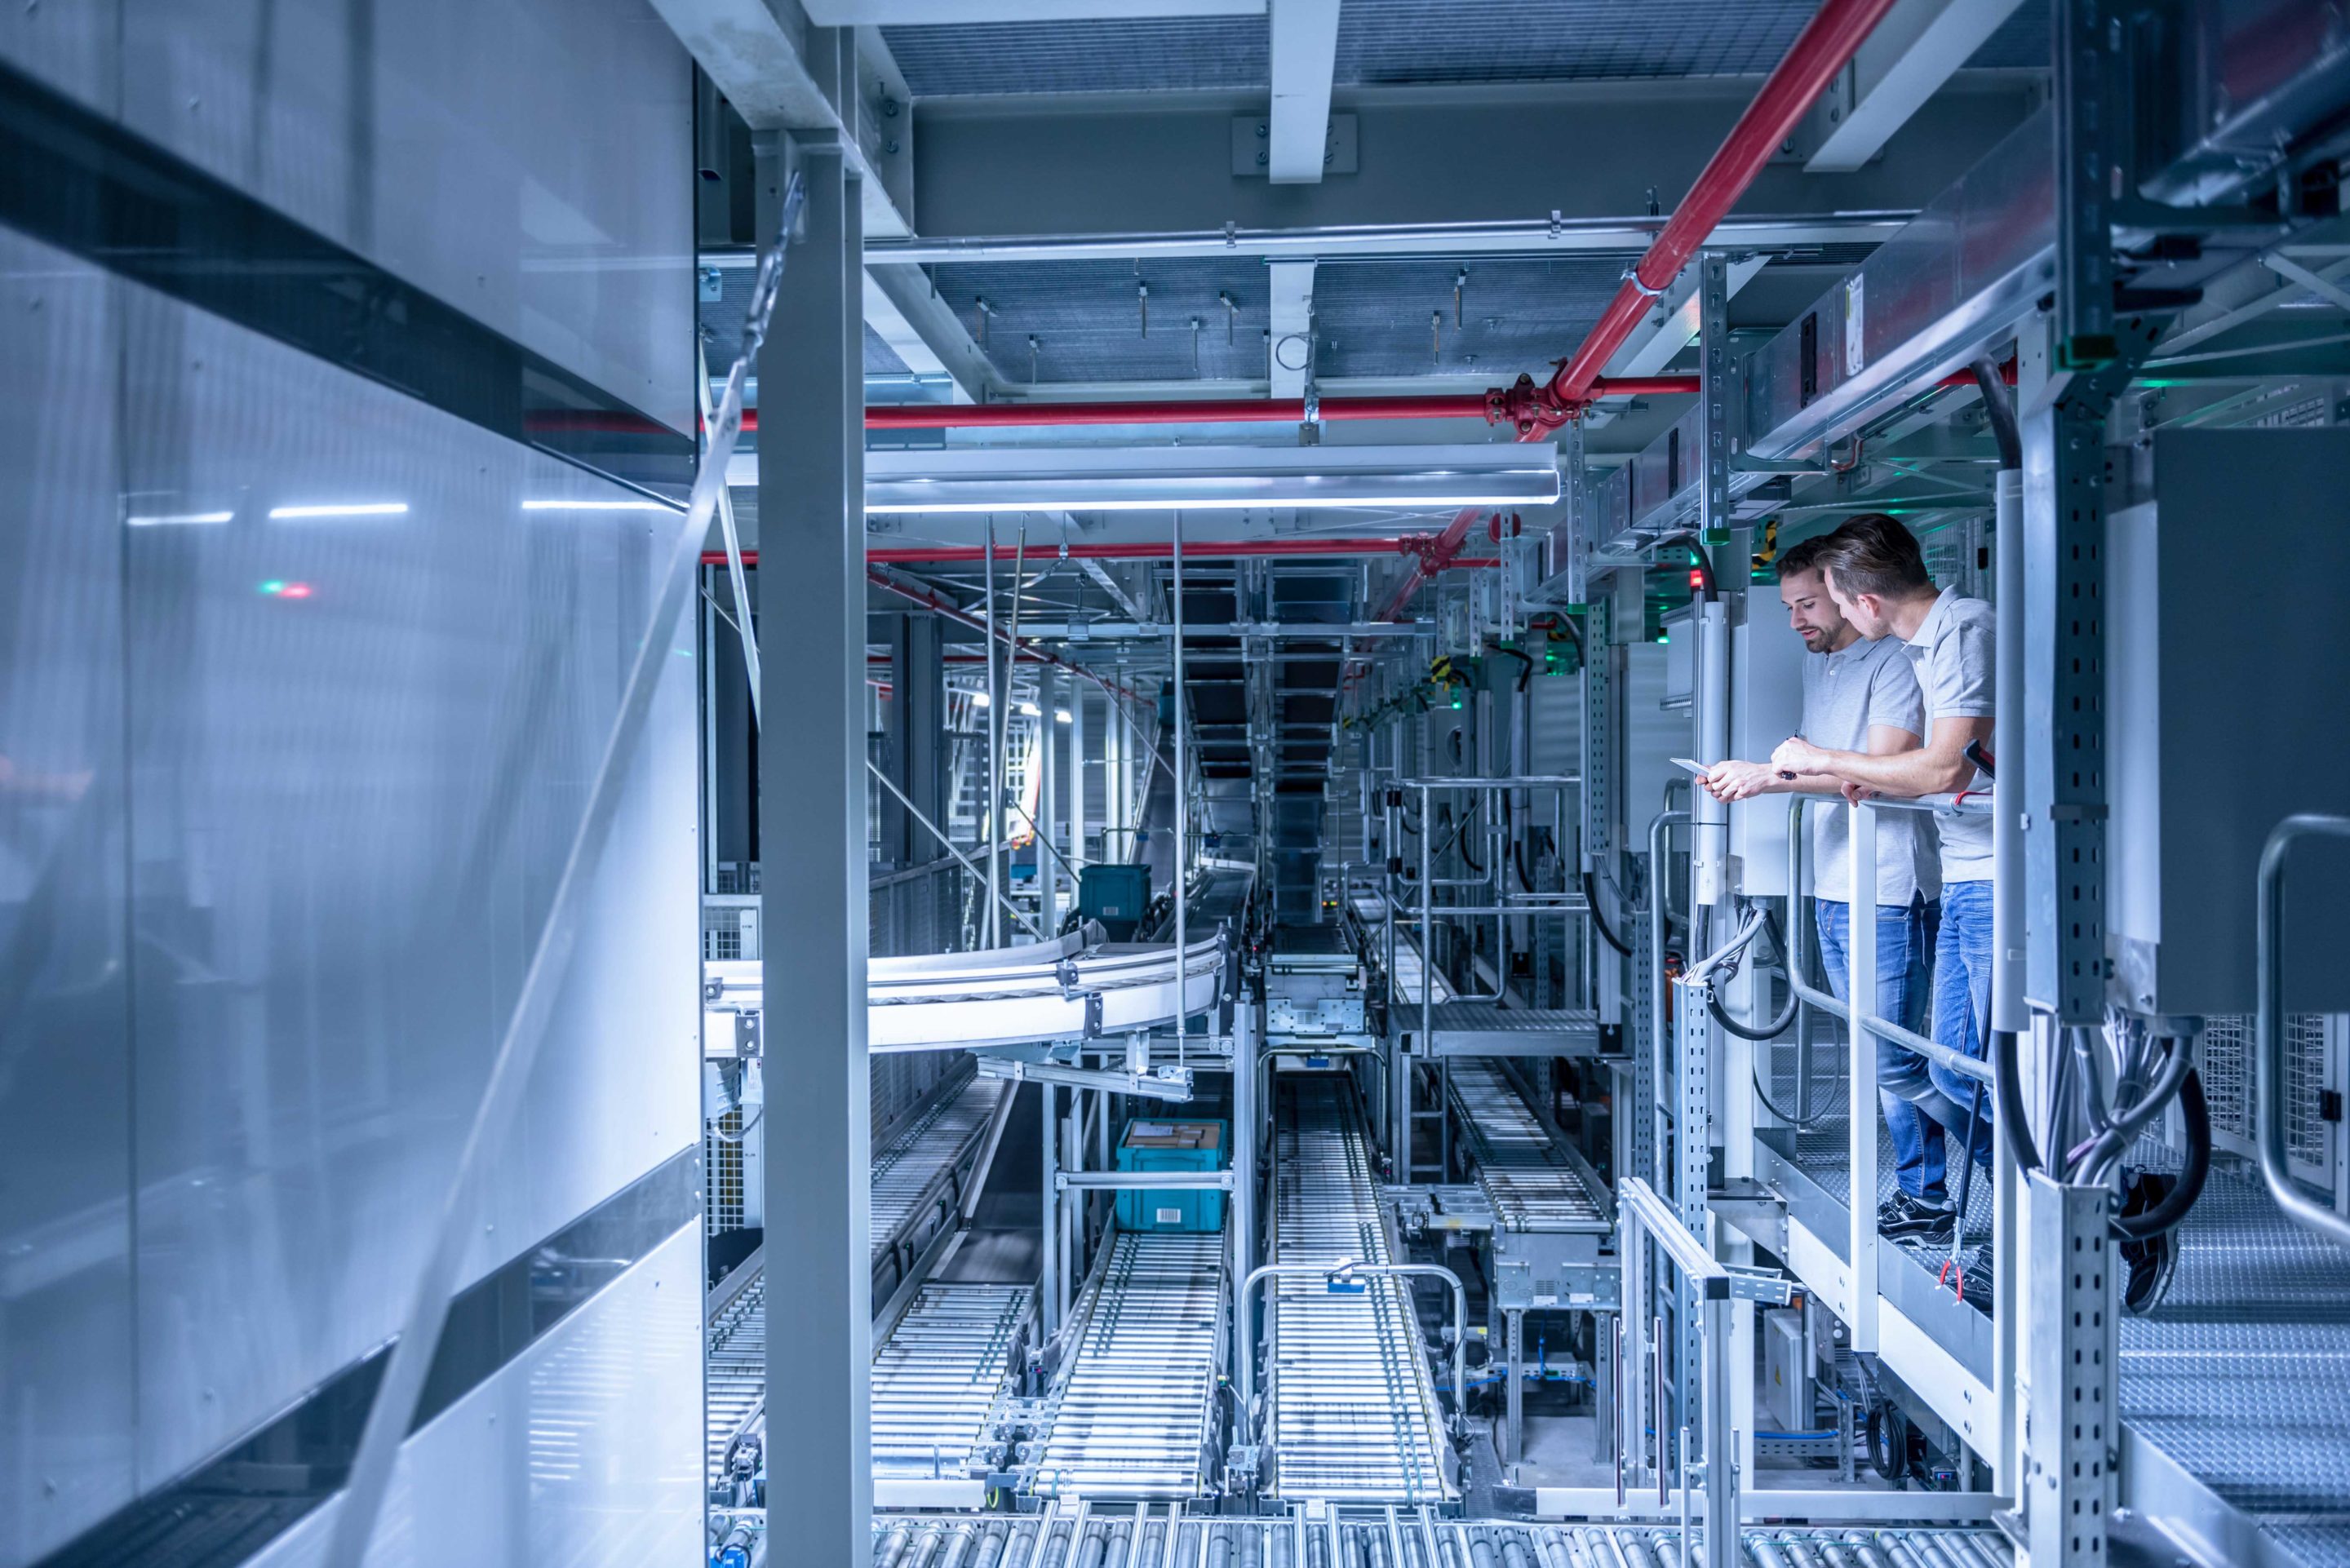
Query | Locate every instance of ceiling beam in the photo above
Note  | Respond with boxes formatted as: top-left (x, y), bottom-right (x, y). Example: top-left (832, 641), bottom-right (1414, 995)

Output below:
top-left (644, 2), bottom-right (914, 237)
top-left (1585, 253), bottom-right (1768, 427)
top-left (1268, 260), bottom-right (1316, 398)
top-left (865, 263), bottom-right (997, 401)
top-left (903, 76), bottom-right (2039, 248)
top-left (806, 0), bottom-right (1259, 17)
top-left (1805, 0), bottom-right (2030, 173)
top-left (1267, 0), bottom-right (1342, 184)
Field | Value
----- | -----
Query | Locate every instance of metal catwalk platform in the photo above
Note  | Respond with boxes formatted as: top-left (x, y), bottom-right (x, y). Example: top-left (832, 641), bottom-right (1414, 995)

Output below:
top-left (872, 1283), bottom-right (1034, 1487)
top-left (1446, 1061), bottom-right (1610, 1236)
top-left (1268, 1077), bottom-right (1457, 1504)
top-left (1031, 1232), bottom-right (1226, 1499)
top-left (2117, 1166), bottom-right (2350, 1568)
top-left (1420, 1001), bottom-right (1603, 1058)
top-left (1759, 1105), bottom-right (2350, 1565)
top-left (867, 1510), bottom-right (2016, 1566)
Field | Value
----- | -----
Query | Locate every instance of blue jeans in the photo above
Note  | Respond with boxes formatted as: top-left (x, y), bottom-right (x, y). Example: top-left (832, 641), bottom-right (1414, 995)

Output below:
top-left (1816, 898), bottom-right (1945, 1204)
top-left (1929, 879), bottom-right (1998, 1173)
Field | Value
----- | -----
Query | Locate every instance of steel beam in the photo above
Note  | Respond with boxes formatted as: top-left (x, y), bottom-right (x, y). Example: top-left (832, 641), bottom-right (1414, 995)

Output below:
top-left (1268, 261), bottom-right (1317, 399)
top-left (899, 78), bottom-right (2037, 251)
top-left (759, 127), bottom-right (873, 1561)
top-left (1267, 0), bottom-right (1342, 184)
top-left (1806, 0), bottom-right (2030, 173)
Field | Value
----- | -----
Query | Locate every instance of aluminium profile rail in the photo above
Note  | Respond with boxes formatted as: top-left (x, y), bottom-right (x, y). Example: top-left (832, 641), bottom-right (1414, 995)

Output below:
top-left (1027, 1231), bottom-right (1226, 1498)
top-left (1267, 1077), bottom-right (1457, 1503)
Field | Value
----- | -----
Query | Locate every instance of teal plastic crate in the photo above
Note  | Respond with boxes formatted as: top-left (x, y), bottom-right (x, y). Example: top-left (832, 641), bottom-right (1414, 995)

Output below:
top-left (1115, 1118), bottom-right (1227, 1234)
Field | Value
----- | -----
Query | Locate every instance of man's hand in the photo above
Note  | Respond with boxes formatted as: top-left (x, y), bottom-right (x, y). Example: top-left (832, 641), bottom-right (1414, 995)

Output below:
top-left (1702, 760), bottom-right (1777, 803)
top-left (1771, 735), bottom-right (1833, 776)
top-left (1839, 779), bottom-right (1880, 805)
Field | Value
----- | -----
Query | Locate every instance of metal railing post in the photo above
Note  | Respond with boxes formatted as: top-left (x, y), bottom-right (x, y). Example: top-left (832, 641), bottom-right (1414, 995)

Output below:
top-left (1847, 800), bottom-right (1879, 1352)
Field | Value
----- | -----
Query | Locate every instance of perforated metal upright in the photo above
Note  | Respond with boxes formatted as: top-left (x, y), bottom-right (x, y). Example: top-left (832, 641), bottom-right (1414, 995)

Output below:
top-left (2018, 8), bottom-right (2159, 1557)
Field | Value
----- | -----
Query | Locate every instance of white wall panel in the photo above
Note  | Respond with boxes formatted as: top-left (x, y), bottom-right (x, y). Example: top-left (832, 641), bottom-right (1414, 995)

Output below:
top-left (242, 1221), bottom-right (706, 1568)
top-left (119, 282), bottom-right (699, 1492)
top-left (0, 228), bottom-right (137, 1568)
top-left (117, 0), bottom-right (693, 431)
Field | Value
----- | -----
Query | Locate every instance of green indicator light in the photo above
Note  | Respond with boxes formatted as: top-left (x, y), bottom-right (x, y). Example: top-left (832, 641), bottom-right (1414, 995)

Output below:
top-left (258, 579), bottom-right (286, 595)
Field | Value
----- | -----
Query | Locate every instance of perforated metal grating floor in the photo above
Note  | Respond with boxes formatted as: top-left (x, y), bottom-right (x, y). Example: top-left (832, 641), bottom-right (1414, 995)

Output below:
top-left (2117, 1167), bottom-right (2350, 1560)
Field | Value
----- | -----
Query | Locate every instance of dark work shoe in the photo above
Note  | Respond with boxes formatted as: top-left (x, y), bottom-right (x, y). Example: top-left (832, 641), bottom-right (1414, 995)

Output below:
top-left (2118, 1172), bottom-right (2182, 1315)
top-left (1881, 1192), bottom-right (1958, 1244)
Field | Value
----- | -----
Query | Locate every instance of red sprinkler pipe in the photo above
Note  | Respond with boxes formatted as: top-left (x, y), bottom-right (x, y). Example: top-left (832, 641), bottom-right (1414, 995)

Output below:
top-left (1487, 0), bottom-right (1904, 435)
top-left (707, 381), bottom-right (1691, 436)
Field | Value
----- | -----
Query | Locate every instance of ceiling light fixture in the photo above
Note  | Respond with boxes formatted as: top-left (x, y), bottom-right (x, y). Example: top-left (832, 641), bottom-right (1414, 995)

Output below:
top-left (127, 510), bottom-right (234, 526)
top-left (268, 502), bottom-right (410, 520)
top-left (727, 442), bottom-right (1559, 513)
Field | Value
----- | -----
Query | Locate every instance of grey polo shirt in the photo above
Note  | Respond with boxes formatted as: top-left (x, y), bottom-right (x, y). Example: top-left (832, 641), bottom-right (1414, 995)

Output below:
top-left (1903, 587), bottom-right (1996, 883)
top-left (1802, 635), bottom-right (1928, 907)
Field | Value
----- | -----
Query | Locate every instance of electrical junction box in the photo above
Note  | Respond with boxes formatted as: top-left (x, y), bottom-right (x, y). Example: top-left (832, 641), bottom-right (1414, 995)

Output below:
top-left (1762, 1308), bottom-right (1812, 1432)
top-left (1115, 1119), bottom-right (1227, 1234)
top-left (1727, 605), bottom-right (1810, 898)
top-left (1621, 643), bottom-right (1692, 857)
top-left (2106, 428), bottom-right (2350, 1015)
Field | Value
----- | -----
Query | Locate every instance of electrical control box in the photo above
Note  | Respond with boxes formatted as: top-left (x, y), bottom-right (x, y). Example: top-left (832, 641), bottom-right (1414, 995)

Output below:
top-left (2105, 428), bottom-right (2350, 1014)
top-left (1727, 605), bottom-right (1810, 898)
top-left (1762, 1308), bottom-right (1813, 1433)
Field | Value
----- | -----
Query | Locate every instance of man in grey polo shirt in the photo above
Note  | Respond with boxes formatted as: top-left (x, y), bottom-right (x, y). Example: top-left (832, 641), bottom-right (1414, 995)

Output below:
top-left (1773, 515), bottom-right (1997, 1184)
top-left (1703, 535), bottom-right (1951, 1242)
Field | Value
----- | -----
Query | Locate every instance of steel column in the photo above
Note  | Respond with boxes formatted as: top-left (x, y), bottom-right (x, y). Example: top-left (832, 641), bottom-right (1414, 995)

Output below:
top-left (2024, 1174), bottom-right (2114, 1568)
top-left (1041, 665), bottom-right (1060, 938)
top-left (758, 118), bottom-right (871, 1562)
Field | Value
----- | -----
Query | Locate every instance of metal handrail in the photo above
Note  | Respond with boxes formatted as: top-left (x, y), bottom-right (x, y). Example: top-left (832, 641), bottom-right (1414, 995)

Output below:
top-left (1781, 794), bottom-right (1993, 1087)
top-left (1239, 1260), bottom-right (1469, 1432)
top-left (2257, 814), bottom-right (2350, 1249)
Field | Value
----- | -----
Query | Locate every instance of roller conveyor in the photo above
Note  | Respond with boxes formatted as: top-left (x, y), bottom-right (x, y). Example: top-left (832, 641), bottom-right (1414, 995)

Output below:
top-left (871, 1074), bottom-right (1010, 1267)
top-left (865, 1510), bottom-right (2020, 1566)
top-left (1349, 892), bottom-right (1457, 1009)
top-left (706, 1266), bottom-right (766, 1491)
top-left (1268, 1077), bottom-right (1457, 1504)
top-left (871, 1283), bottom-right (1033, 1480)
top-left (1446, 1061), bottom-right (1609, 1234)
top-left (1030, 1232), bottom-right (1225, 1498)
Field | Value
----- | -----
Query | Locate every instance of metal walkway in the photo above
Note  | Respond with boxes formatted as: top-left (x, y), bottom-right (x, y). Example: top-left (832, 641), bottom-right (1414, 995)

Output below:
top-left (1447, 1059), bottom-right (1611, 1235)
top-left (2117, 1165), bottom-right (2350, 1568)
top-left (871, 1282), bottom-right (1033, 1485)
top-left (1421, 1000), bottom-right (1602, 1057)
top-left (1268, 1076), bottom-right (1457, 1503)
top-left (1031, 1232), bottom-right (1226, 1499)
top-left (867, 1510), bottom-right (2017, 1566)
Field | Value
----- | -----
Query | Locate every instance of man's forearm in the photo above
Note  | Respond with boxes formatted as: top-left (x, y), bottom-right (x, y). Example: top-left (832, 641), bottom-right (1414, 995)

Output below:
top-left (1804, 746), bottom-right (1968, 796)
